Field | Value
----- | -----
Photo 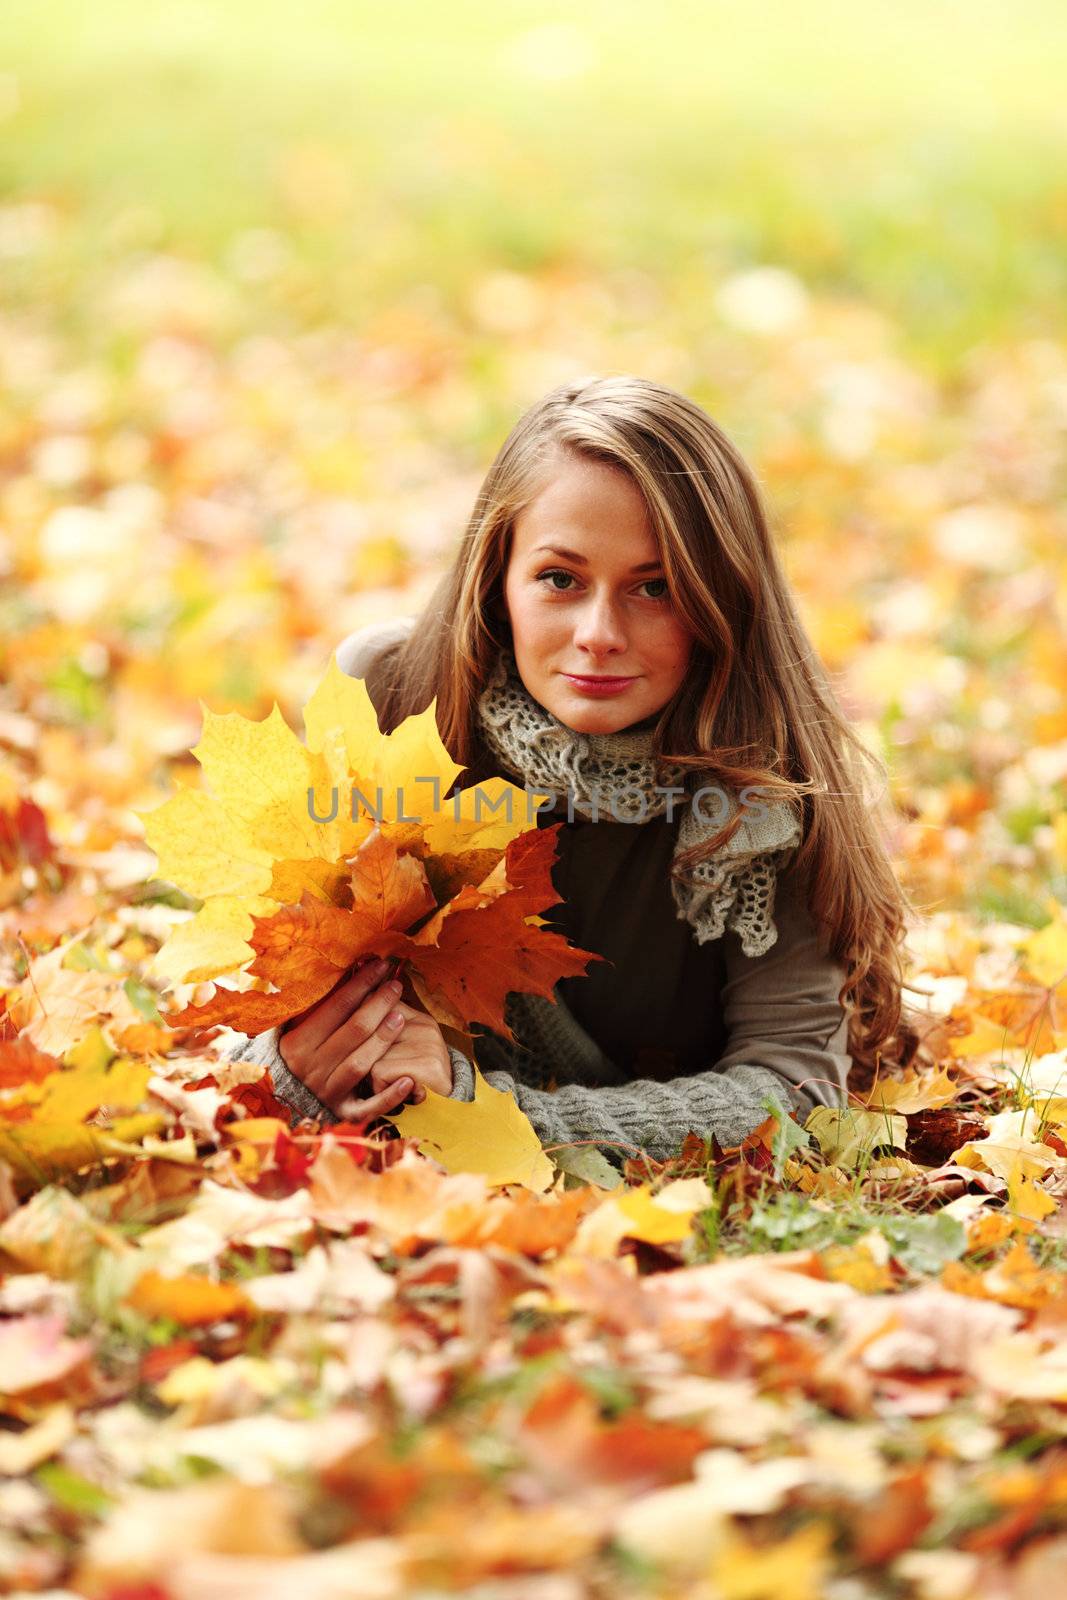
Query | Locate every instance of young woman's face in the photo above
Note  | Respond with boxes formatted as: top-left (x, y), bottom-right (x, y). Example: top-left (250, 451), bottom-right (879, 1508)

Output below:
top-left (503, 454), bottom-right (694, 734)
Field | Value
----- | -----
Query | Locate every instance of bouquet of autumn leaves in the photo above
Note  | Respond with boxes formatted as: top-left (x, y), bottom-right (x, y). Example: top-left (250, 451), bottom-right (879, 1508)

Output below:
top-left (138, 655), bottom-right (602, 1182)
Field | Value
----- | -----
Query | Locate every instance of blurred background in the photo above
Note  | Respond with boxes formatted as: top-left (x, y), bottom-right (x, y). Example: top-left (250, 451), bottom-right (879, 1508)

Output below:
top-left (2, 0), bottom-right (1066, 951)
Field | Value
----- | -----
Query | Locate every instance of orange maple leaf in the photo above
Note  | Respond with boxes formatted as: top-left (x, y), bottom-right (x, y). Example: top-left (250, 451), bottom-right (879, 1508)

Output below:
top-left (169, 822), bottom-right (603, 1046)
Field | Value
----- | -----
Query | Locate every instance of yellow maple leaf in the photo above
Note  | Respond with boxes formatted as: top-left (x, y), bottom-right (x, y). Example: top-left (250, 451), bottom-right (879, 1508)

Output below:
top-left (820, 1237), bottom-right (895, 1293)
top-left (0, 1025), bottom-right (167, 1187)
top-left (149, 893), bottom-right (280, 988)
top-left (806, 1106), bottom-right (907, 1169)
top-left (710, 1518), bottom-right (834, 1600)
top-left (954, 1115), bottom-right (1061, 1191)
top-left (136, 785), bottom-right (276, 902)
top-left (192, 701), bottom-right (349, 864)
top-left (6, 940), bottom-right (145, 1058)
top-left (1005, 1168), bottom-right (1058, 1226)
top-left (302, 653), bottom-right (400, 798)
top-left (384, 1062), bottom-right (555, 1192)
top-left (138, 701), bottom-right (360, 985)
top-left (1020, 906), bottom-right (1067, 990)
top-left (569, 1176), bottom-right (713, 1257)
top-left (137, 661), bottom-right (537, 987)
top-left (863, 1066), bottom-right (959, 1114)
top-left (948, 1012), bottom-right (1018, 1059)
top-left (0, 1114), bottom-right (167, 1187)
top-left (304, 656), bottom-right (537, 854)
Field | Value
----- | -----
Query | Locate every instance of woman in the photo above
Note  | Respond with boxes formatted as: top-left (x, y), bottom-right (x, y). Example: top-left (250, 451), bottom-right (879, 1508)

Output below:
top-left (223, 375), bottom-right (910, 1167)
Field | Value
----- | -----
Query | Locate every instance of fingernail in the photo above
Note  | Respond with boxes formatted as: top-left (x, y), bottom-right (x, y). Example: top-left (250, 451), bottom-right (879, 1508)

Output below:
top-left (385, 1009), bottom-right (404, 1028)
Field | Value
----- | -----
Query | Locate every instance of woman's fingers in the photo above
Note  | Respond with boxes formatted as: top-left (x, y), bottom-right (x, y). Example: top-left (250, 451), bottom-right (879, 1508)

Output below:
top-left (273, 956), bottom-right (431, 1115)
top-left (341, 1076), bottom-right (414, 1122)
top-left (286, 954), bottom-right (398, 1058)
top-left (334, 956), bottom-right (402, 1017)
top-left (319, 978), bottom-right (404, 1084)
top-left (312, 987), bottom-right (409, 1110)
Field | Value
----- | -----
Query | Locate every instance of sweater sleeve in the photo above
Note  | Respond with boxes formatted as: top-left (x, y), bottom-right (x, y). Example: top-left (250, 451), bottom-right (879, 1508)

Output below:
top-left (446, 1043), bottom-right (812, 1168)
top-left (713, 861), bottom-right (852, 1114)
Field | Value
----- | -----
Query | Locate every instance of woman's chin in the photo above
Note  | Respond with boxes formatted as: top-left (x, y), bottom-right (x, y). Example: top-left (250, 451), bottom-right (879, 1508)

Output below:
top-left (551, 701), bottom-right (640, 736)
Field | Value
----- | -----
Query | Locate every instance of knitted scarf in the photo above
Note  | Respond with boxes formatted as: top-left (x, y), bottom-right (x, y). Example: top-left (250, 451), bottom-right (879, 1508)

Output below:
top-left (474, 647), bottom-right (802, 959)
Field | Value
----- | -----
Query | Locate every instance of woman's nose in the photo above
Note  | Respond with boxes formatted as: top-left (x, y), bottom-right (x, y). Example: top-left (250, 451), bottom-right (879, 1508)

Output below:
top-left (572, 597), bottom-right (628, 652)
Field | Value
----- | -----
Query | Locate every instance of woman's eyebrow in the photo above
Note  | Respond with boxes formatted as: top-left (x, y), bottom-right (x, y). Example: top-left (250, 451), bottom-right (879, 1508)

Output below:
top-left (531, 544), bottom-right (664, 573)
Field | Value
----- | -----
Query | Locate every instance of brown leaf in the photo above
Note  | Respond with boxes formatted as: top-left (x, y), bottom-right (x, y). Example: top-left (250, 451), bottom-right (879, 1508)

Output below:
top-left (906, 1106), bottom-right (990, 1166)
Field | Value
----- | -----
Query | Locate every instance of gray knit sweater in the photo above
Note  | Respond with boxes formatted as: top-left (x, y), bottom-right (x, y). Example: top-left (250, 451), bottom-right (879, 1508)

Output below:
top-left (215, 619), bottom-right (852, 1168)
top-left (218, 1014), bottom-right (816, 1169)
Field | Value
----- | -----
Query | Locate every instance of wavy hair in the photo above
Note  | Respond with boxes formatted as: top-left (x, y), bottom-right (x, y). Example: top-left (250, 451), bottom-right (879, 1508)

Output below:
top-left (369, 374), bottom-right (914, 1076)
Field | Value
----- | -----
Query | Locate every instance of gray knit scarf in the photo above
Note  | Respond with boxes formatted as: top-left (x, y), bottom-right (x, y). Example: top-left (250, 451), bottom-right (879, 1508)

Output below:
top-left (474, 647), bottom-right (802, 959)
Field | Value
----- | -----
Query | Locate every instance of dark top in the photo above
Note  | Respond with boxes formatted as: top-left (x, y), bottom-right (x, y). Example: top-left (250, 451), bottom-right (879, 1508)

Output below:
top-left (537, 807), bottom-right (728, 1082)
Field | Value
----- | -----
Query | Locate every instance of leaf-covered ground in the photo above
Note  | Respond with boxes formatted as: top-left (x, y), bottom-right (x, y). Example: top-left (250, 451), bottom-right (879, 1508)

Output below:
top-left (3, 5), bottom-right (1067, 1595)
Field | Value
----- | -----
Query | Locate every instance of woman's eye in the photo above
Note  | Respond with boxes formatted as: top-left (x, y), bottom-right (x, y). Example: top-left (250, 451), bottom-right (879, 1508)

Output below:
top-left (537, 569), bottom-right (576, 592)
top-left (535, 570), bottom-right (670, 601)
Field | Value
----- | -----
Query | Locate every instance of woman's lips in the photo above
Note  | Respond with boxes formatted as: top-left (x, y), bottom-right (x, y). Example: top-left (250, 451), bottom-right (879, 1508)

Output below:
top-left (562, 673), bottom-right (638, 696)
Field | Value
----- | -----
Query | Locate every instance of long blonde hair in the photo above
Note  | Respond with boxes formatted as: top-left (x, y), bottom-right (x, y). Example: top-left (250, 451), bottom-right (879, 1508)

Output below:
top-left (370, 375), bottom-right (914, 1076)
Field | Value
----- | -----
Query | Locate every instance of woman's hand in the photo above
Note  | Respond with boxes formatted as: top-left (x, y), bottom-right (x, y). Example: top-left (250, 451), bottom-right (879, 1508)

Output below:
top-left (338, 999), bottom-right (453, 1120)
top-left (277, 954), bottom-right (423, 1120)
